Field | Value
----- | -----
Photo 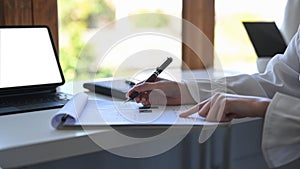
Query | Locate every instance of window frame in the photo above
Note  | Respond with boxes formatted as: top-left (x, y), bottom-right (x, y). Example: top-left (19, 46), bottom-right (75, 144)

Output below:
top-left (0, 0), bottom-right (214, 69)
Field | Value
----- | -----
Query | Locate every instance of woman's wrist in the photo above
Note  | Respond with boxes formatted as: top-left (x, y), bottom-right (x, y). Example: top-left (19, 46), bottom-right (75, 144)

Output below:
top-left (179, 83), bottom-right (197, 104)
top-left (254, 97), bottom-right (271, 117)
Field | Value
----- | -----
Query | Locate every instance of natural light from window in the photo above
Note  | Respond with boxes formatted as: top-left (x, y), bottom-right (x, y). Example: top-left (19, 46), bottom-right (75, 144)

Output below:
top-left (58, 0), bottom-right (286, 81)
top-left (215, 0), bottom-right (286, 74)
top-left (58, 0), bottom-right (181, 81)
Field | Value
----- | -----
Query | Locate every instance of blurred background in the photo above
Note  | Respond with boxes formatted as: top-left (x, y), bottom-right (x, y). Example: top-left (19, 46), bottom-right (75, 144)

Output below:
top-left (57, 0), bottom-right (286, 81)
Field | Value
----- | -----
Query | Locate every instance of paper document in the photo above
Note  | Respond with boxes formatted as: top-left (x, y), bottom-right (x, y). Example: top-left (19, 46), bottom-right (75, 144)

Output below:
top-left (51, 93), bottom-right (222, 129)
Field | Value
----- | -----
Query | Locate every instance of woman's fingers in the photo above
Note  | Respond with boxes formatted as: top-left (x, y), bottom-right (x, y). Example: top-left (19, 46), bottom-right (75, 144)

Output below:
top-left (179, 104), bottom-right (200, 117)
top-left (126, 82), bottom-right (156, 98)
top-left (198, 100), bottom-right (211, 117)
top-left (179, 99), bottom-right (208, 117)
top-left (135, 91), bottom-right (150, 105)
top-left (206, 95), bottom-right (225, 122)
top-left (180, 93), bottom-right (232, 122)
top-left (181, 93), bottom-right (270, 122)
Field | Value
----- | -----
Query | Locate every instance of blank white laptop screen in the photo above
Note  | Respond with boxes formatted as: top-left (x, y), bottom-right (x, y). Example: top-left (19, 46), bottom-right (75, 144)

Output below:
top-left (0, 27), bottom-right (63, 88)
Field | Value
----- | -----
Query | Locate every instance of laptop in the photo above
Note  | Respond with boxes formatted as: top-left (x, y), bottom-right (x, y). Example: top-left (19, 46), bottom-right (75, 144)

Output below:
top-left (0, 26), bottom-right (71, 116)
top-left (243, 22), bottom-right (287, 58)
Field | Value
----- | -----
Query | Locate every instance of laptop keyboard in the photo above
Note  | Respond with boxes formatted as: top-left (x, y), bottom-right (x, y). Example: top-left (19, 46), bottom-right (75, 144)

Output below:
top-left (0, 92), bottom-right (72, 116)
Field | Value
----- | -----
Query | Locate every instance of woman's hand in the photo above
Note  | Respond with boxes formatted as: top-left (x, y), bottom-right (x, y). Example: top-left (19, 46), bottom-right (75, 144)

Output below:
top-left (126, 81), bottom-right (195, 106)
top-left (180, 93), bottom-right (271, 122)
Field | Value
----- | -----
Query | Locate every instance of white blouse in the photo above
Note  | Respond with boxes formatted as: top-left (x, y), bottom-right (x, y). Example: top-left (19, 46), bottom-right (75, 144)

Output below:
top-left (262, 93), bottom-right (300, 168)
top-left (185, 9), bottom-right (300, 169)
top-left (280, 0), bottom-right (300, 43)
top-left (262, 1), bottom-right (300, 167)
top-left (186, 25), bottom-right (300, 102)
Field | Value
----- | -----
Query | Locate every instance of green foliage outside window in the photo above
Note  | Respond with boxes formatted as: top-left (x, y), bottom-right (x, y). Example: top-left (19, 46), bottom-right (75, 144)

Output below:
top-left (129, 10), bottom-right (170, 28)
top-left (58, 1), bottom-right (177, 81)
top-left (58, 0), bottom-right (115, 81)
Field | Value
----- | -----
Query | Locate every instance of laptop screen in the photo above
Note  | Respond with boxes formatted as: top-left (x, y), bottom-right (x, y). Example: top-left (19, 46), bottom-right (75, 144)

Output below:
top-left (0, 26), bottom-right (64, 90)
top-left (243, 22), bottom-right (287, 58)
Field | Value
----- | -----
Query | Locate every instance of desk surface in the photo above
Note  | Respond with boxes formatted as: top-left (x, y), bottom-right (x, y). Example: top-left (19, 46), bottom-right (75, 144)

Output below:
top-left (0, 70), bottom-right (257, 168)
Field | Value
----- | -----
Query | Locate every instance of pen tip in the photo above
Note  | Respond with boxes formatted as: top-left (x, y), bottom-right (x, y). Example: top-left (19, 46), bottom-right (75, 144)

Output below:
top-left (124, 98), bottom-right (131, 103)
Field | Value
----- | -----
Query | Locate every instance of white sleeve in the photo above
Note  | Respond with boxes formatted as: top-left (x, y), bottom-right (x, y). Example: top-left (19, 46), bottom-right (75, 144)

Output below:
top-left (280, 0), bottom-right (300, 43)
top-left (185, 25), bottom-right (300, 102)
top-left (262, 93), bottom-right (300, 168)
top-left (226, 25), bottom-right (300, 98)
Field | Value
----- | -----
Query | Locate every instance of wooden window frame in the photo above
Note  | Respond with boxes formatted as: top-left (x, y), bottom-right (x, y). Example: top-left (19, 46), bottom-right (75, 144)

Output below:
top-left (182, 0), bottom-right (215, 69)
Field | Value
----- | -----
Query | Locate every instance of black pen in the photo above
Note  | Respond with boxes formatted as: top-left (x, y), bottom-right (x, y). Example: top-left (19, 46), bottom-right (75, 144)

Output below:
top-left (61, 114), bottom-right (69, 122)
top-left (125, 57), bottom-right (173, 102)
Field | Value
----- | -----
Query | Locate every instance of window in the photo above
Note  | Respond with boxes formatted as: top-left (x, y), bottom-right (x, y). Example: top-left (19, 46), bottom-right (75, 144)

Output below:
top-left (215, 0), bottom-right (286, 74)
top-left (1, 0), bottom-right (214, 82)
top-left (58, 0), bottom-right (182, 81)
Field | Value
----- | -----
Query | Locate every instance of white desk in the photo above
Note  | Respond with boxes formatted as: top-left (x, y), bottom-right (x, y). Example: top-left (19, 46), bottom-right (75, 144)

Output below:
top-left (0, 109), bottom-right (101, 167)
top-left (0, 70), bottom-right (266, 169)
